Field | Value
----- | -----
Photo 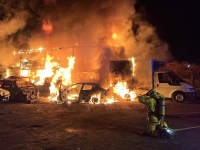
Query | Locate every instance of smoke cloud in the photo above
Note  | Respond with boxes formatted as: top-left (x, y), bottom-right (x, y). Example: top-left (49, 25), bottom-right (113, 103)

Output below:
top-left (0, 0), bottom-right (172, 86)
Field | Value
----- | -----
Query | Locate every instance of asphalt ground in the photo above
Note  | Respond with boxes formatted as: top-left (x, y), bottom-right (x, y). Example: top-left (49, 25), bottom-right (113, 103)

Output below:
top-left (0, 98), bottom-right (200, 150)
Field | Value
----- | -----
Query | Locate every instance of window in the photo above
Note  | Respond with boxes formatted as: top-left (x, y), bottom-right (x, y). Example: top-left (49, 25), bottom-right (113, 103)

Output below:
top-left (158, 73), bottom-right (180, 85)
top-left (82, 84), bottom-right (93, 90)
top-left (158, 73), bottom-right (170, 83)
top-left (67, 84), bottom-right (82, 93)
top-left (4, 82), bottom-right (13, 88)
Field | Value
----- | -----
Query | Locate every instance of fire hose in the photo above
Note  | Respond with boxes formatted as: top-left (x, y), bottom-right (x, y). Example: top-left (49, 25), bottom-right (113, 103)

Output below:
top-left (166, 125), bottom-right (200, 133)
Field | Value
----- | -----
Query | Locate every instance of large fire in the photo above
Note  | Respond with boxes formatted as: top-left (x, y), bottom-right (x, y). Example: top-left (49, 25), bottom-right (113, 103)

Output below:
top-left (32, 54), bottom-right (75, 101)
top-left (112, 81), bottom-right (136, 101)
top-left (10, 33), bottom-right (137, 104)
top-left (0, 0), bottom-right (170, 105)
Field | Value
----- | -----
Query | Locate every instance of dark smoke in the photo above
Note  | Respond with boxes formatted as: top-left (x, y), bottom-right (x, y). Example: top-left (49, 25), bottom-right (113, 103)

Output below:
top-left (0, 0), bottom-right (173, 86)
top-left (0, 0), bottom-right (41, 66)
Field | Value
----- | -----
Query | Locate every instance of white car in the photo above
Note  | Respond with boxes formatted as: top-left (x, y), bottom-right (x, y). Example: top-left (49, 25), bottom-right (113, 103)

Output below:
top-left (0, 88), bottom-right (10, 102)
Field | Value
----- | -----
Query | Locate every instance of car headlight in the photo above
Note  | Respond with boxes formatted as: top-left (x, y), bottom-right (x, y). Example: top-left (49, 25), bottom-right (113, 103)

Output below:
top-left (189, 88), bottom-right (195, 92)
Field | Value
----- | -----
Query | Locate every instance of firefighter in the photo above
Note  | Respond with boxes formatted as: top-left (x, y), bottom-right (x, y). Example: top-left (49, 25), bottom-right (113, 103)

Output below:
top-left (138, 89), bottom-right (171, 139)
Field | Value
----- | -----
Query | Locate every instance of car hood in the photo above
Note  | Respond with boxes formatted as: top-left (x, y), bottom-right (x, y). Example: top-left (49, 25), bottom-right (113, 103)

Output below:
top-left (0, 88), bottom-right (10, 96)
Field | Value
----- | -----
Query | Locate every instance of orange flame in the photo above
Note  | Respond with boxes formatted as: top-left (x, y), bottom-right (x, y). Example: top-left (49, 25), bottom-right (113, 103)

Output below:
top-left (49, 56), bottom-right (75, 101)
top-left (42, 20), bottom-right (53, 34)
top-left (110, 57), bottom-right (136, 101)
top-left (112, 33), bottom-right (117, 39)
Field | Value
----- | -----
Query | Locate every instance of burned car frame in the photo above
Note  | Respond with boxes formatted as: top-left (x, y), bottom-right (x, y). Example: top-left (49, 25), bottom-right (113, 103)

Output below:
top-left (59, 82), bottom-right (107, 104)
top-left (0, 79), bottom-right (39, 103)
top-left (6, 76), bottom-right (33, 85)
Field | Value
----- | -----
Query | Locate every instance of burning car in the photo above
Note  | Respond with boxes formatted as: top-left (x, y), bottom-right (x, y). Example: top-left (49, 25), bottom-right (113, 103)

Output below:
top-left (6, 76), bottom-right (33, 85)
top-left (0, 78), bottom-right (39, 103)
top-left (58, 82), bottom-right (108, 104)
top-left (0, 88), bottom-right (10, 102)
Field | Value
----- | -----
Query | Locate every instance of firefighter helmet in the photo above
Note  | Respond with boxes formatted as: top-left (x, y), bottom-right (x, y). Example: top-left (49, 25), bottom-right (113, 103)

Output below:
top-left (146, 89), bottom-right (156, 96)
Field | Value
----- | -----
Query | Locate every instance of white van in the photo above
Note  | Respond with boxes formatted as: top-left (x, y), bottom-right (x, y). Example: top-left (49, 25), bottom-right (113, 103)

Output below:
top-left (134, 59), bottom-right (197, 103)
top-left (153, 71), bottom-right (196, 103)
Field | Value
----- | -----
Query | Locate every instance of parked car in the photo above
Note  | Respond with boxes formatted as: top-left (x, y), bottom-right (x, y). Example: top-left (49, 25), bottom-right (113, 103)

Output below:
top-left (59, 82), bottom-right (107, 104)
top-left (34, 77), bottom-right (51, 97)
top-left (6, 76), bottom-right (33, 85)
top-left (0, 78), bottom-right (39, 103)
top-left (0, 87), bottom-right (10, 102)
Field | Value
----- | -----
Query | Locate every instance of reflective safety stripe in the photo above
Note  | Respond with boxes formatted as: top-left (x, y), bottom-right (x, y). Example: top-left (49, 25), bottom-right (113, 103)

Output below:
top-left (151, 121), bottom-right (159, 123)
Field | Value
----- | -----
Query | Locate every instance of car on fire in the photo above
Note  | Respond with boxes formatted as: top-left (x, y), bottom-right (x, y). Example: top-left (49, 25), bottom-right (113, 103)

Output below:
top-left (0, 78), bottom-right (39, 103)
top-left (59, 82), bottom-right (108, 104)
top-left (6, 76), bottom-right (33, 85)
top-left (0, 87), bottom-right (10, 102)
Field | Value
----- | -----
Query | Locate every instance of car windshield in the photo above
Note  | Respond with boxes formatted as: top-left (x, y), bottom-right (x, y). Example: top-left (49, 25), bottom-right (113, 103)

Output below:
top-left (16, 78), bottom-right (32, 87)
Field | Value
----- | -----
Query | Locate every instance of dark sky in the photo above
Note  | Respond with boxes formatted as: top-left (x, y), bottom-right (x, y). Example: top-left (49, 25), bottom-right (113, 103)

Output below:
top-left (135, 0), bottom-right (200, 64)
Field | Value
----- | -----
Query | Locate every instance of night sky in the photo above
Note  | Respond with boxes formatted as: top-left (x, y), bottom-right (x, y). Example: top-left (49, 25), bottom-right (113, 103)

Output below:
top-left (135, 0), bottom-right (200, 64)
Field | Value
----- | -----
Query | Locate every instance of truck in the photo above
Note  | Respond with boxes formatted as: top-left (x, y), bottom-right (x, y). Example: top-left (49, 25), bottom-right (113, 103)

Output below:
top-left (109, 59), bottom-right (197, 103)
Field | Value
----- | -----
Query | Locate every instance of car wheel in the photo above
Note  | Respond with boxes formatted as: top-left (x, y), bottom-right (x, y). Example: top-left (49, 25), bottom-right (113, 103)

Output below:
top-left (60, 90), bottom-right (68, 102)
top-left (172, 92), bottom-right (187, 103)
top-left (91, 97), bottom-right (99, 104)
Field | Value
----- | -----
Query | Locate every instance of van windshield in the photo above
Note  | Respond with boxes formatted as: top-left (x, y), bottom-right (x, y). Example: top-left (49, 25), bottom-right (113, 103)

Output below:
top-left (168, 71), bottom-right (186, 82)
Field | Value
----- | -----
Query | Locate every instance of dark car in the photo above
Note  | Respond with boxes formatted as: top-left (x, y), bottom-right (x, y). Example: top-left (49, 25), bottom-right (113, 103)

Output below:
top-left (6, 76), bottom-right (33, 85)
top-left (0, 78), bottom-right (39, 103)
top-left (59, 82), bottom-right (107, 104)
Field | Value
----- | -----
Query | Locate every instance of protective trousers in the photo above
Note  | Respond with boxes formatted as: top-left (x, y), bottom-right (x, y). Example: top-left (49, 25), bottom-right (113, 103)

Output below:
top-left (147, 115), bottom-right (159, 131)
top-left (143, 114), bottom-right (160, 137)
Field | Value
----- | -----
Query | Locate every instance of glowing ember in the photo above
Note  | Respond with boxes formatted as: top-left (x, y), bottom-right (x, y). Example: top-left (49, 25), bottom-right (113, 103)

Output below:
top-left (105, 97), bottom-right (118, 104)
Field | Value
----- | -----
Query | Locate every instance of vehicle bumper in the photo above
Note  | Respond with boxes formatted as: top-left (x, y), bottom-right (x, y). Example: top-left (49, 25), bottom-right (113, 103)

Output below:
top-left (185, 92), bottom-right (197, 100)
top-left (0, 95), bottom-right (10, 102)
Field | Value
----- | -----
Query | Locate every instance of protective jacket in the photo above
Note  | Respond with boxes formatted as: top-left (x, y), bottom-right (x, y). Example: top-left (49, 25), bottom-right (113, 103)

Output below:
top-left (138, 94), bottom-right (159, 131)
top-left (138, 90), bottom-right (170, 138)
